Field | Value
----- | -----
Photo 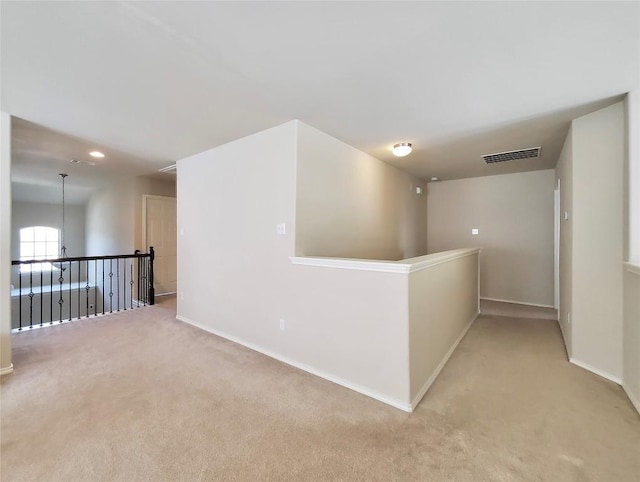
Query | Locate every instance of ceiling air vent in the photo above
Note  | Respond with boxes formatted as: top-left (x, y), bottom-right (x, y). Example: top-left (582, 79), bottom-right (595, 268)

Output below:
top-left (482, 147), bottom-right (541, 164)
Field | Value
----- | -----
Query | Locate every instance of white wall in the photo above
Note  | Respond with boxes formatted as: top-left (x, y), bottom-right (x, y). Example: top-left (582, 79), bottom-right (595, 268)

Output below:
top-left (556, 102), bottom-right (625, 382)
top-left (177, 121), bottom-right (298, 356)
top-left (570, 102), bottom-right (624, 380)
top-left (85, 175), bottom-right (176, 256)
top-left (287, 265), bottom-right (410, 405)
top-left (11, 201), bottom-right (86, 259)
top-left (10, 201), bottom-right (87, 291)
top-left (623, 89), bottom-right (640, 413)
top-left (296, 122), bottom-right (427, 260)
top-left (628, 91), bottom-right (640, 265)
top-left (177, 120), bottom-right (465, 409)
top-left (556, 128), bottom-right (573, 354)
top-left (86, 177), bottom-right (136, 256)
top-left (1, 112), bottom-right (13, 374)
top-left (623, 268), bottom-right (640, 411)
top-left (408, 251), bottom-right (479, 403)
top-left (427, 170), bottom-right (555, 307)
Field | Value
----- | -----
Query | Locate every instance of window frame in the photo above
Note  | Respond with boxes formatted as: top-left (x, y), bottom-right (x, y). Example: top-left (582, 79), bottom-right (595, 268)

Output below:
top-left (18, 226), bottom-right (61, 273)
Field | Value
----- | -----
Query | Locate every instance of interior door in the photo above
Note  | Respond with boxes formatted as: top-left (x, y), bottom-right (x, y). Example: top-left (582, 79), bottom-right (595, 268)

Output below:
top-left (144, 195), bottom-right (177, 295)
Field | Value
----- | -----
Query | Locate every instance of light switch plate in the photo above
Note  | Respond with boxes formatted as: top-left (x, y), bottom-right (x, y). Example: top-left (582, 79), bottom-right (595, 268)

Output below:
top-left (472, 228), bottom-right (479, 235)
top-left (277, 223), bottom-right (286, 235)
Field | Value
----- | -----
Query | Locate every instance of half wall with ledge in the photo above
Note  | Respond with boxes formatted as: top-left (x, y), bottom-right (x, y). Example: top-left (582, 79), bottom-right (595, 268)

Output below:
top-left (289, 247), bottom-right (480, 411)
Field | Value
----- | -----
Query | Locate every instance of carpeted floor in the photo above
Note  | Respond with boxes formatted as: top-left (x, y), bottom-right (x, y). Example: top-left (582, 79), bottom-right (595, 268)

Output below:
top-left (1, 296), bottom-right (639, 481)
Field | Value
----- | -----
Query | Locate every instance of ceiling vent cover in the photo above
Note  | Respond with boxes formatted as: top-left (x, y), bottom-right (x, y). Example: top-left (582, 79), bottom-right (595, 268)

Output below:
top-left (482, 147), bottom-right (541, 164)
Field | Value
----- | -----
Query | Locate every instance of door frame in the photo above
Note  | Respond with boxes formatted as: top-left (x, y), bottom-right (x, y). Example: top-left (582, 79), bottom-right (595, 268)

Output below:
top-left (142, 194), bottom-right (176, 252)
top-left (142, 194), bottom-right (177, 296)
top-left (554, 179), bottom-right (560, 315)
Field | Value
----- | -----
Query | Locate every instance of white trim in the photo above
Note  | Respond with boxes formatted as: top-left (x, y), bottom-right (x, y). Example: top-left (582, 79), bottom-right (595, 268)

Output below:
top-left (404, 248), bottom-right (480, 273)
top-left (142, 194), bottom-right (177, 295)
top-left (623, 384), bottom-right (640, 415)
top-left (290, 248), bottom-right (480, 274)
top-left (142, 194), bottom-right (176, 251)
top-left (625, 262), bottom-right (640, 276)
top-left (176, 314), bottom-right (412, 412)
top-left (290, 257), bottom-right (411, 273)
top-left (554, 181), bottom-right (560, 310)
top-left (0, 363), bottom-right (14, 376)
top-left (569, 358), bottom-right (622, 385)
top-left (480, 297), bottom-right (555, 309)
top-left (158, 164), bottom-right (176, 173)
top-left (410, 311), bottom-right (479, 410)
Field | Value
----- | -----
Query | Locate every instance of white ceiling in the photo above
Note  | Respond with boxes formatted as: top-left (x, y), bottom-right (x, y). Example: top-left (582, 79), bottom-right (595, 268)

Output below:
top-left (2, 1), bottom-right (639, 199)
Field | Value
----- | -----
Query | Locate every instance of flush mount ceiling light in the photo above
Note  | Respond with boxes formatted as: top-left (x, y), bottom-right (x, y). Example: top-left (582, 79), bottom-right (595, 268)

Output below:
top-left (89, 150), bottom-right (105, 158)
top-left (392, 143), bottom-right (412, 157)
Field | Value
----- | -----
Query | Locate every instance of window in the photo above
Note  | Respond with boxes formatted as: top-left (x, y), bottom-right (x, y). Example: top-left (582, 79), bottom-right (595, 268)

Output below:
top-left (19, 226), bottom-right (60, 272)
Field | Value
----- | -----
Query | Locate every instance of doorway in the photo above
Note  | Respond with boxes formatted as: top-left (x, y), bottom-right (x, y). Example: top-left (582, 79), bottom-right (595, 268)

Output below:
top-left (143, 195), bottom-right (177, 295)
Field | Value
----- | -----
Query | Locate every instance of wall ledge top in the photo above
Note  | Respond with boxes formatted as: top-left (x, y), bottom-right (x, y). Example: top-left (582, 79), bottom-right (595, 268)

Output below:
top-left (625, 262), bottom-right (640, 276)
top-left (290, 248), bottom-right (480, 274)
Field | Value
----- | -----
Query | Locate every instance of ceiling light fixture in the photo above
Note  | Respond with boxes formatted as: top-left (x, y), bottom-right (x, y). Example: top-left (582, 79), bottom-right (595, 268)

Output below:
top-left (89, 150), bottom-right (105, 158)
top-left (392, 143), bottom-right (412, 157)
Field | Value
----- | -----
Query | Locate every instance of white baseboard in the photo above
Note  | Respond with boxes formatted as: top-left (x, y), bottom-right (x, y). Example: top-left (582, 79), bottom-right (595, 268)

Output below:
top-left (557, 321), bottom-right (571, 359)
top-left (480, 297), bottom-right (555, 309)
top-left (175, 314), bottom-right (412, 412)
top-left (410, 311), bottom-right (479, 410)
top-left (569, 358), bottom-right (622, 385)
top-left (0, 363), bottom-right (14, 376)
top-left (622, 383), bottom-right (640, 416)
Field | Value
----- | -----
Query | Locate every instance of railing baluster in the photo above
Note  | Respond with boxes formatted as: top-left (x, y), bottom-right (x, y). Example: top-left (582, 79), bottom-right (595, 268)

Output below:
top-left (148, 247), bottom-right (155, 305)
top-left (68, 261), bottom-right (72, 321)
top-left (142, 257), bottom-right (147, 306)
top-left (59, 267), bottom-right (64, 323)
top-left (116, 258), bottom-right (120, 311)
top-left (130, 263), bottom-right (134, 310)
top-left (40, 270), bottom-right (43, 326)
top-left (50, 269), bottom-right (53, 324)
top-left (94, 259), bottom-right (98, 316)
top-left (123, 259), bottom-right (127, 311)
top-left (28, 268), bottom-right (33, 329)
top-left (109, 259), bottom-right (113, 313)
top-left (18, 270), bottom-right (22, 331)
top-left (102, 259), bottom-right (105, 315)
top-left (77, 261), bottom-right (81, 320)
top-left (85, 260), bottom-right (89, 318)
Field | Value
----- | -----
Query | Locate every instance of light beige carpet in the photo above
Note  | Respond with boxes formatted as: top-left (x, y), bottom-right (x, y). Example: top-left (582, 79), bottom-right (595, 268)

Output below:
top-left (1, 298), bottom-right (639, 481)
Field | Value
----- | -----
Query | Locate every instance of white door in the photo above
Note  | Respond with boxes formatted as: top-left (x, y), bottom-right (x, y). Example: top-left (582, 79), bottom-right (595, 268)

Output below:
top-left (144, 195), bottom-right (177, 295)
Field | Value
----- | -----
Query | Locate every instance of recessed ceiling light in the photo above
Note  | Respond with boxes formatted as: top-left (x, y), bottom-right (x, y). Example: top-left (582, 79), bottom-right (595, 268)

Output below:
top-left (89, 151), bottom-right (105, 158)
top-left (431, 177), bottom-right (439, 182)
top-left (392, 143), bottom-right (412, 157)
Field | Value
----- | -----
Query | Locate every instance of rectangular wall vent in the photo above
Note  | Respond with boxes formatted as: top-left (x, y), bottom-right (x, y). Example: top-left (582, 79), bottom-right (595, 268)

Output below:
top-left (482, 147), bottom-right (541, 164)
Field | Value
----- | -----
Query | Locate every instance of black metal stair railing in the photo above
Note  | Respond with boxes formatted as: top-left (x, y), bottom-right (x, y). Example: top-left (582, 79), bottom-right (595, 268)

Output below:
top-left (10, 247), bottom-right (155, 331)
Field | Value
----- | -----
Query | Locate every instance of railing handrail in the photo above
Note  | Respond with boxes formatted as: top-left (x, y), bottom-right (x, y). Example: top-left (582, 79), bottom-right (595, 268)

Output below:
top-left (12, 250), bottom-right (152, 265)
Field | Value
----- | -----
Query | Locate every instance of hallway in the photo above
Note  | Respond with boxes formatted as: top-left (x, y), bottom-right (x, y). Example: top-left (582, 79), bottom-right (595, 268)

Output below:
top-left (1, 304), bottom-right (638, 481)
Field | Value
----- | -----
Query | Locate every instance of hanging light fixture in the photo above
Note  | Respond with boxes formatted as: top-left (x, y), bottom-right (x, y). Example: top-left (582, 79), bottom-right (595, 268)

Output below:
top-left (59, 173), bottom-right (68, 259)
